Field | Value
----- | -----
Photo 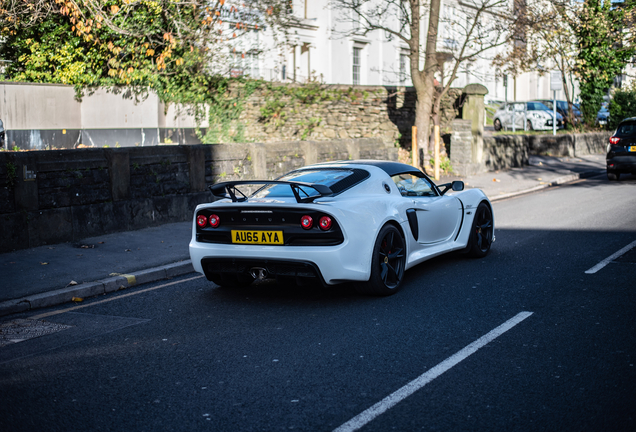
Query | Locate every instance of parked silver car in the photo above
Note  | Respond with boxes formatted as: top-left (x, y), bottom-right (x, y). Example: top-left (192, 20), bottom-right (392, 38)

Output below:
top-left (493, 101), bottom-right (563, 131)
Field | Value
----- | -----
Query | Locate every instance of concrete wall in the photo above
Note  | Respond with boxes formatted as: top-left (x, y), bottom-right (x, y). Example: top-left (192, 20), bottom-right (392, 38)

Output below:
top-left (0, 82), bottom-right (209, 149)
top-left (0, 138), bottom-right (396, 252)
top-left (0, 82), bottom-right (81, 130)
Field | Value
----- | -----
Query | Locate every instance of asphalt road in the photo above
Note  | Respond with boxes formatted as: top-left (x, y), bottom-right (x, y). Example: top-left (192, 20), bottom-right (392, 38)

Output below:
top-left (1, 174), bottom-right (635, 432)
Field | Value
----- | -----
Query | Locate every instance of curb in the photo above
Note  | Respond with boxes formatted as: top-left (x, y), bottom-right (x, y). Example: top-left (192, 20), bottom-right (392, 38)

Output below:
top-left (0, 260), bottom-right (195, 318)
top-left (489, 170), bottom-right (603, 202)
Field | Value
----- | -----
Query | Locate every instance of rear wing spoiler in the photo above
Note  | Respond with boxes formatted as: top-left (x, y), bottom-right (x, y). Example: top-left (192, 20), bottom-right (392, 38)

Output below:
top-left (209, 180), bottom-right (333, 203)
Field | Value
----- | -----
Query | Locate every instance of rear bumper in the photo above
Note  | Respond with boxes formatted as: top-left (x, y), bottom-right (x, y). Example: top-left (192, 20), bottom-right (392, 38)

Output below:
top-left (189, 238), bottom-right (371, 285)
top-left (201, 257), bottom-right (326, 285)
top-left (607, 154), bottom-right (636, 173)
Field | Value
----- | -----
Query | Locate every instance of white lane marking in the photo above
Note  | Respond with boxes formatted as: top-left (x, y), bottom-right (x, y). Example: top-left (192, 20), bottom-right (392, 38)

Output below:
top-left (333, 311), bottom-right (534, 432)
top-left (585, 240), bottom-right (636, 274)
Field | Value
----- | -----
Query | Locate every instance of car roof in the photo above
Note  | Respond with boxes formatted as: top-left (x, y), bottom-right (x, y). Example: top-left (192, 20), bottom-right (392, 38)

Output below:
top-left (306, 160), bottom-right (423, 177)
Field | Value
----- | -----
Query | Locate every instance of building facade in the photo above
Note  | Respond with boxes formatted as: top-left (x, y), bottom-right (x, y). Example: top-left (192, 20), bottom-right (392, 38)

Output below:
top-left (223, 0), bottom-right (578, 104)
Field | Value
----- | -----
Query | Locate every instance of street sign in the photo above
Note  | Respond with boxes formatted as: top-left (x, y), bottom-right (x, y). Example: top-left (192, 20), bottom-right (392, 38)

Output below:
top-left (550, 71), bottom-right (562, 91)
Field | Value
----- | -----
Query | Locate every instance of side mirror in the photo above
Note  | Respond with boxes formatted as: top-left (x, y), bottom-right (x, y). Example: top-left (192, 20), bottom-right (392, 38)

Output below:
top-left (438, 180), bottom-right (464, 196)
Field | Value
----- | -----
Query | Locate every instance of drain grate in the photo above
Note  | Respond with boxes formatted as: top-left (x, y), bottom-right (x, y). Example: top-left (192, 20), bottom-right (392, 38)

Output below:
top-left (0, 319), bottom-right (73, 348)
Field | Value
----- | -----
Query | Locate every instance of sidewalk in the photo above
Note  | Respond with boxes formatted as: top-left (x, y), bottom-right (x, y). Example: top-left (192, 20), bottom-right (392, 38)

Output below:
top-left (0, 154), bottom-right (606, 317)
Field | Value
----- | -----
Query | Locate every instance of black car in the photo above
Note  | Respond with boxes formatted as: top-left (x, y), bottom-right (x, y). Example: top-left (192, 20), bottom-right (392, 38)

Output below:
top-left (607, 117), bottom-right (636, 180)
top-left (533, 99), bottom-right (582, 127)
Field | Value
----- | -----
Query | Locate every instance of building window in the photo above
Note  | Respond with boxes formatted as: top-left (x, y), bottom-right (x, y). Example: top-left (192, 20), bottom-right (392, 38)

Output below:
top-left (399, 53), bottom-right (409, 85)
top-left (353, 47), bottom-right (362, 85)
top-left (230, 51), bottom-right (260, 78)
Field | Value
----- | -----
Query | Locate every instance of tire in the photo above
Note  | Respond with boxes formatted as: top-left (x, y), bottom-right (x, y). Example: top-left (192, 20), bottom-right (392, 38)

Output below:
top-left (354, 224), bottom-right (406, 296)
top-left (493, 118), bottom-right (502, 131)
top-left (526, 120), bottom-right (533, 131)
top-left (209, 272), bottom-right (255, 288)
top-left (607, 171), bottom-right (620, 181)
top-left (466, 202), bottom-right (494, 258)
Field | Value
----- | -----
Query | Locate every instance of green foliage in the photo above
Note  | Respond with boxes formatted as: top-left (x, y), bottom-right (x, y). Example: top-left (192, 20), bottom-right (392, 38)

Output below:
top-left (260, 100), bottom-right (288, 127)
top-left (429, 154), bottom-right (454, 175)
top-left (0, 1), bottom-right (289, 112)
top-left (609, 86), bottom-right (636, 129)
top-left (200, 78), bottom-right (261, 143)
top-left (296, 117), bottom-right (322, 140)
top-left (574, 0), bottom-right (636, 126)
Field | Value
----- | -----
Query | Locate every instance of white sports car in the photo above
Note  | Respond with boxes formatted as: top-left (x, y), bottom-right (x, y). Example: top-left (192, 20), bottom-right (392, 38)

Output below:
top-left (189, 160), bottom-right (494, 296)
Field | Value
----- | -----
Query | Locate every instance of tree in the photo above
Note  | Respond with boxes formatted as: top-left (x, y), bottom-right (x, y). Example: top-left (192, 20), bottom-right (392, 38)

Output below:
top-left (493, 1), bottom-right (580, 126)
top-left (0, 1), bottom-right (294, 104)
top-left (571, 0), bottom-right (635, 126)
top-left (609, 81), bottom-right (636, 129)
top-left (330, 0), bottom-right (518, 168)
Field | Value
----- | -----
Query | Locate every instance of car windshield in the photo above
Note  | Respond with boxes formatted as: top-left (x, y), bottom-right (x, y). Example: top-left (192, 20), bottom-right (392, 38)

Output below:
top-left (615, 121), bottom-right (636, 137)
top-left (252, 169), bottom-right (357, 199)
top-left (527, 102), bottom-right (550, 111)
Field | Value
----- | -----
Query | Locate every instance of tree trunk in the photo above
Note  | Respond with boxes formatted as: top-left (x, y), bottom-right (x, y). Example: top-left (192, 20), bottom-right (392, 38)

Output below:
top-left (415, 89), bottom-right (434, 171)
top-left (410, 0), bottom-right (441, 171)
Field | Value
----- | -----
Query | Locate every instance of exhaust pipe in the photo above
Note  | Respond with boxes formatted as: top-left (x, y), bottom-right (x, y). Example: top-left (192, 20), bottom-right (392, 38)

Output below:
top-left (250, 267), bottom-right (268, 280)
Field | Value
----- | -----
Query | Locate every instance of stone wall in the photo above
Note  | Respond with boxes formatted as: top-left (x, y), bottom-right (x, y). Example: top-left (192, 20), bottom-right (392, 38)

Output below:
top-left (233, 85), bottom-right (462, 149)
top-left (0, 138), bottom-right (396, 252)
top-left (528, 132), bottom-right (610, 157)
top-left (450, 118), bottom-right (607, 176)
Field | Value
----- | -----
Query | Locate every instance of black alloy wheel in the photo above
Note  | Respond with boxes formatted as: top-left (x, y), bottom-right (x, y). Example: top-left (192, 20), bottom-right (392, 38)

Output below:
top-left (607, 170), bottom-right (620, 181)
top-left (467, 202), bottom-right (494, 258)
top-left (355, 224), bottom-right (406, 296)
top-left (493, 118), bottom-right (502, 131)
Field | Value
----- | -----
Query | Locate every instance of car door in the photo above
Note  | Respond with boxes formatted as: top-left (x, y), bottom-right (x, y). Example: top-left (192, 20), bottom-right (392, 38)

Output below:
top-left (512, 102), bottom-right (525, 129)
top-left (393, 174), bottom-right (462, 245)
top-left (500, 104), bottom-right (512, 128)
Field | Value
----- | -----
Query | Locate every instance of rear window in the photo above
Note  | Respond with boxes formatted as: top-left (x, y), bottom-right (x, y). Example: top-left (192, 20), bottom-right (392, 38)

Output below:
top-left (252, 168), bottom-right (369, 199)
top-left (615, 121), bottom-right (636, 137)
top-left (528, 102), bottom-right (549, 111)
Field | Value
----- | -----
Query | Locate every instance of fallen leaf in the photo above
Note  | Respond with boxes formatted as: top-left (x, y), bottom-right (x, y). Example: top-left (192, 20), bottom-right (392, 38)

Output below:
top-left (492, 178), bottom-right (501, 182)
top-left (125, 249), bottom-right (131, 252)
top-left (71, 297), bottom-right (83, 302)
top-left (98, 241), bottom-right (105, 244)
top-left (68, 280), bottom-right (78, 286)
top-left (537, 178), bottom-right (542, 181)
top-left (40, 262), bottom-right (48, 265)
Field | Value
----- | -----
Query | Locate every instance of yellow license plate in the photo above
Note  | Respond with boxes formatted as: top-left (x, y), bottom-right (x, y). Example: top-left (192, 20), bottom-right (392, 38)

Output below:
top-left (231, 230), bottom-right (284, 245)
top-left (630, 146), bottom-right (636, 152)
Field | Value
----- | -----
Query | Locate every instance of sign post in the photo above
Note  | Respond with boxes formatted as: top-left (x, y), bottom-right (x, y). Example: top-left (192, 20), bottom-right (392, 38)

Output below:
top-left (412, 126), bottom-right (418, 168)
top-left (550, 71), bottom-right (563, 136)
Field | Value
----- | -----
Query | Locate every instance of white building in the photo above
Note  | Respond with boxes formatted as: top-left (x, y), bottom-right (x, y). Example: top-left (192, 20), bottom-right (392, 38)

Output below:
top-left (223, 0), bottom-right (576, 103)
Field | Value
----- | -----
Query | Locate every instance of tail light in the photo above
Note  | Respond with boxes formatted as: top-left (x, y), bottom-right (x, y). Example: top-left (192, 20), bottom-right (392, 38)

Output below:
top-left (609, 136), bottom-right (621, 145)
top-left (300, 215), bottom-right (313, 230)
top-left (197, 215), bottom-right (207, 227)
top-left (209, 214), bottom-right (220, 228)
top-left (319, 216), bottom-right (332, 231)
